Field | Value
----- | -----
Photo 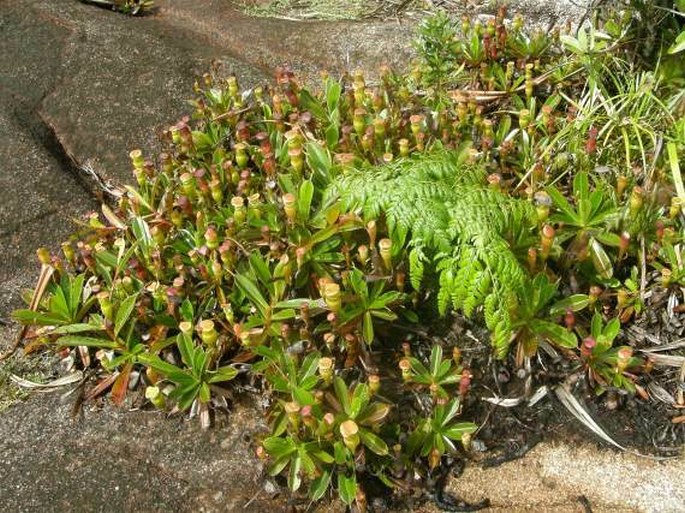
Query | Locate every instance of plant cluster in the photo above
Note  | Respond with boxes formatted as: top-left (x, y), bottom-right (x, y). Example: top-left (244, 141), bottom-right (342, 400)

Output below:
top-left (11, 3), bottom-right (685, 508)
top-left (78, 0), bottom-right (155, 16)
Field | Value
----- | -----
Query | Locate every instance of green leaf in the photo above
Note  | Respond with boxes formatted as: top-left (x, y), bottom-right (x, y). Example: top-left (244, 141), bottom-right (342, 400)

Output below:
top-left (180, 298), bottom-right (194, 322)
top-left (444, 422), bottom-right (478, 441)
top-left (274, 298), bottom-right (323, 310)
top-left (12, 310), bottom-right (69, 326)
top-left (547, 186), bottom-right (579, 224)
top-left (603, 317), bottom-right (621, 342)
top-left (306, 140), bottom-right (334, 180)
top-left (360, 430), bottom-right (389, 456)
top-left (591, 312), bottom-right (603, 339)
top-left (288, 454), bottom-right (302, 492)
top-left (298, 352), bottom-right (321, 381)
top-left (300, 450), bottom-right (316, 477)
top-left (176, 333), bottom-right (194, 367)
top-left (370, 309), bottom-right (397, 321)
top-left (348, 269), bottom-right (368, 301)
top-left (362, 311), bottom-right (374, 344)
top-left (589, 238), bottom-right (613, 279)
top-left (249, 253), bottom-right (272, 289)
top-left (235, 274), bottom-right (269, 317)
top-left (293, 386), bottom-right (316, 406)
top-left (430, 345), bottom-right (443, 376)
top-left (271, 308), bottom-right (297, 321)
top-left (325, 123), bottom-right (340, 151)
top-left (668, 30), bottom-right (685, 54)
top-left (409, 357), bottom-right (429, 379)
top-left (668, 142), bottom-right (685, 202)
top-left (559, 34), bottom-right (583, 53)
top-left (312, 450), bottom-right (334, 464)
top-left (298, 180), bottom-right (314, 222)
top-left (369, 290), bottom-right (402, 309)
top-left (263, 436), bottom-right (297, 458)
top-left (50, 283), bottom-right (70, 320)
top-left (51, 323), bottom-right (105, 335)
top-left (130, 216), bottom-right (153, 254)
top-left (594, 232), bottom-right (621, 247)
top-left (299, 88), bottom-right (326, 119)
top-left (573, 172), bottom-right (590, 203)
top-left (267, 456), bottom-right (290, 477)
top-left (325, 80), bottom-right (342, 111)
top-left (198, 382), bottom-right (211, 403)
top-left (56, 335), bottom-right (118, 349)
top-left (207, 366), bottom-right (238, 383)
top-left (333, 441), bottom-right (347, 465)
top-left (309, 470), bottom-right (331, 501)
top-left (138, 354), bottom-right (194, 384)
top-left (334, 376), bottom-right (350, 416)
top-left (356, 402), bottom-right (391, 427)
top-left (68, 274), bottom-right (85, 318)
top-left (349, 383), bottom-right (369, 419)
top-left (549, 294), bottom-right (590, 316)
top-left (530, 320), bottom-right (577, 349)
top-left (440, 398), bottom-right (461, 426)
top-left (114, 294), bottom-right (138, 338)
top-left (338, 473), bottom-right (357, 506)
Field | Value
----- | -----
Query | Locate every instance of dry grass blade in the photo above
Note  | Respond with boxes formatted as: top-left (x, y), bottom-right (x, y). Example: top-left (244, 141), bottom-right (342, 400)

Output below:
top-left (639, 338), bottom-right (685, 352)
top-left (678, 360), bottom-right (685, 406)
top-left (647, 381), bottom-right (677, 406)
top-left (102, 203), bottom-right (127, 229)
top-left (0, 264), bottom-right (54, 362)
top-left (482, 385), bottom-right (548, 407)
top-left (10, 371), bottom-right (84, 389)
top-left (449, 69), bottom-right (558, 105)
top-left (482, 395), bottom-right (524, 407)
top-left (639, 352), bottom-right (685, 368)
top-left (554, 384), bottom-right (627, 451)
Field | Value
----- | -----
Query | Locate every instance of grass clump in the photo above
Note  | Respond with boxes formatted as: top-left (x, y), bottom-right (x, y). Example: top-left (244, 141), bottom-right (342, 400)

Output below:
top-left (9, 1), bottom-right (685, 508)
top-left (78, 0), bottom-right (154, 16)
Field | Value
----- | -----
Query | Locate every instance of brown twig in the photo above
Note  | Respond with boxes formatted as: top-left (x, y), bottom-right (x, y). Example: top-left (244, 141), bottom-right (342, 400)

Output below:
top-left (448, 67), bottom-right (559, 105)
top-left (0, 265), bottom-right (54, 362)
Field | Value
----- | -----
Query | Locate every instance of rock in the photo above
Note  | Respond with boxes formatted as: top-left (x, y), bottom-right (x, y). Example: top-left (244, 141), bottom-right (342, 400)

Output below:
top-left (0, 393), bottom-right (272, 512)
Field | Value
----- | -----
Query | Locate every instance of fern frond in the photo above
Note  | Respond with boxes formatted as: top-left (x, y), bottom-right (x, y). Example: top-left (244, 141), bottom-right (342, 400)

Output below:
top-left (326, 150), bottom-right (536, 357)
top-left (408, 245), bottom-right (426, 291)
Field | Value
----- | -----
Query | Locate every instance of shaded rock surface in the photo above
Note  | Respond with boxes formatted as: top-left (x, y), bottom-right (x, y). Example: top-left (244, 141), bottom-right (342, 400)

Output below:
top-left (0, 393), bottom-right (271, 513)
top-left (1, 393), bottom-right (684, 513)
top-left (2, 1), bottom-right (681, 512)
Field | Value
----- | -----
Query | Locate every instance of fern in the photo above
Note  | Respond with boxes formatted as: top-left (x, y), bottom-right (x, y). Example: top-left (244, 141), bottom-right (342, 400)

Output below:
top-left (408, 245), bottom-right (426, 291)
top-left (325, 150), bottom-right (537, 357)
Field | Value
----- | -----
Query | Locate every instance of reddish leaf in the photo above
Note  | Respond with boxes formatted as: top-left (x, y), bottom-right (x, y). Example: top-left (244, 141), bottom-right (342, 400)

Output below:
top-left (85, 372), bottom-right (119, 402)
top-left (111, 362), bottom-right (133, 405)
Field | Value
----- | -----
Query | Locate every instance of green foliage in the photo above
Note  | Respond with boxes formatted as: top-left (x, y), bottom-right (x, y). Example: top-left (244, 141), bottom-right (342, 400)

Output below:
top-left (579, 313), bottom-right (641, 393)
top-left (327, 149), bottom-right (537, 356)
top-left (13, 273), bottom-right (95, 327)
top-left (10, 3), bottom-right (685, 507)
top-left (414, 11), bottom-right (461, 88)
top-left (78, 0), bottom-right (154, 15)
top-left (509, 274), bottom-right (577, 357)
top-left (406, 398), bottom-right (477, 470)
top-left (655, 242), bottom-right (685, 287)
top-left (401, 345), bottom-right (463, 400)
top-left (547, 172), bottom-right (622, 279)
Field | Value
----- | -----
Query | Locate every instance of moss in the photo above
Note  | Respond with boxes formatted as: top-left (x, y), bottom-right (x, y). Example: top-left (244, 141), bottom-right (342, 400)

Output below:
top-left (240, 0), bottom-right (415, 20)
